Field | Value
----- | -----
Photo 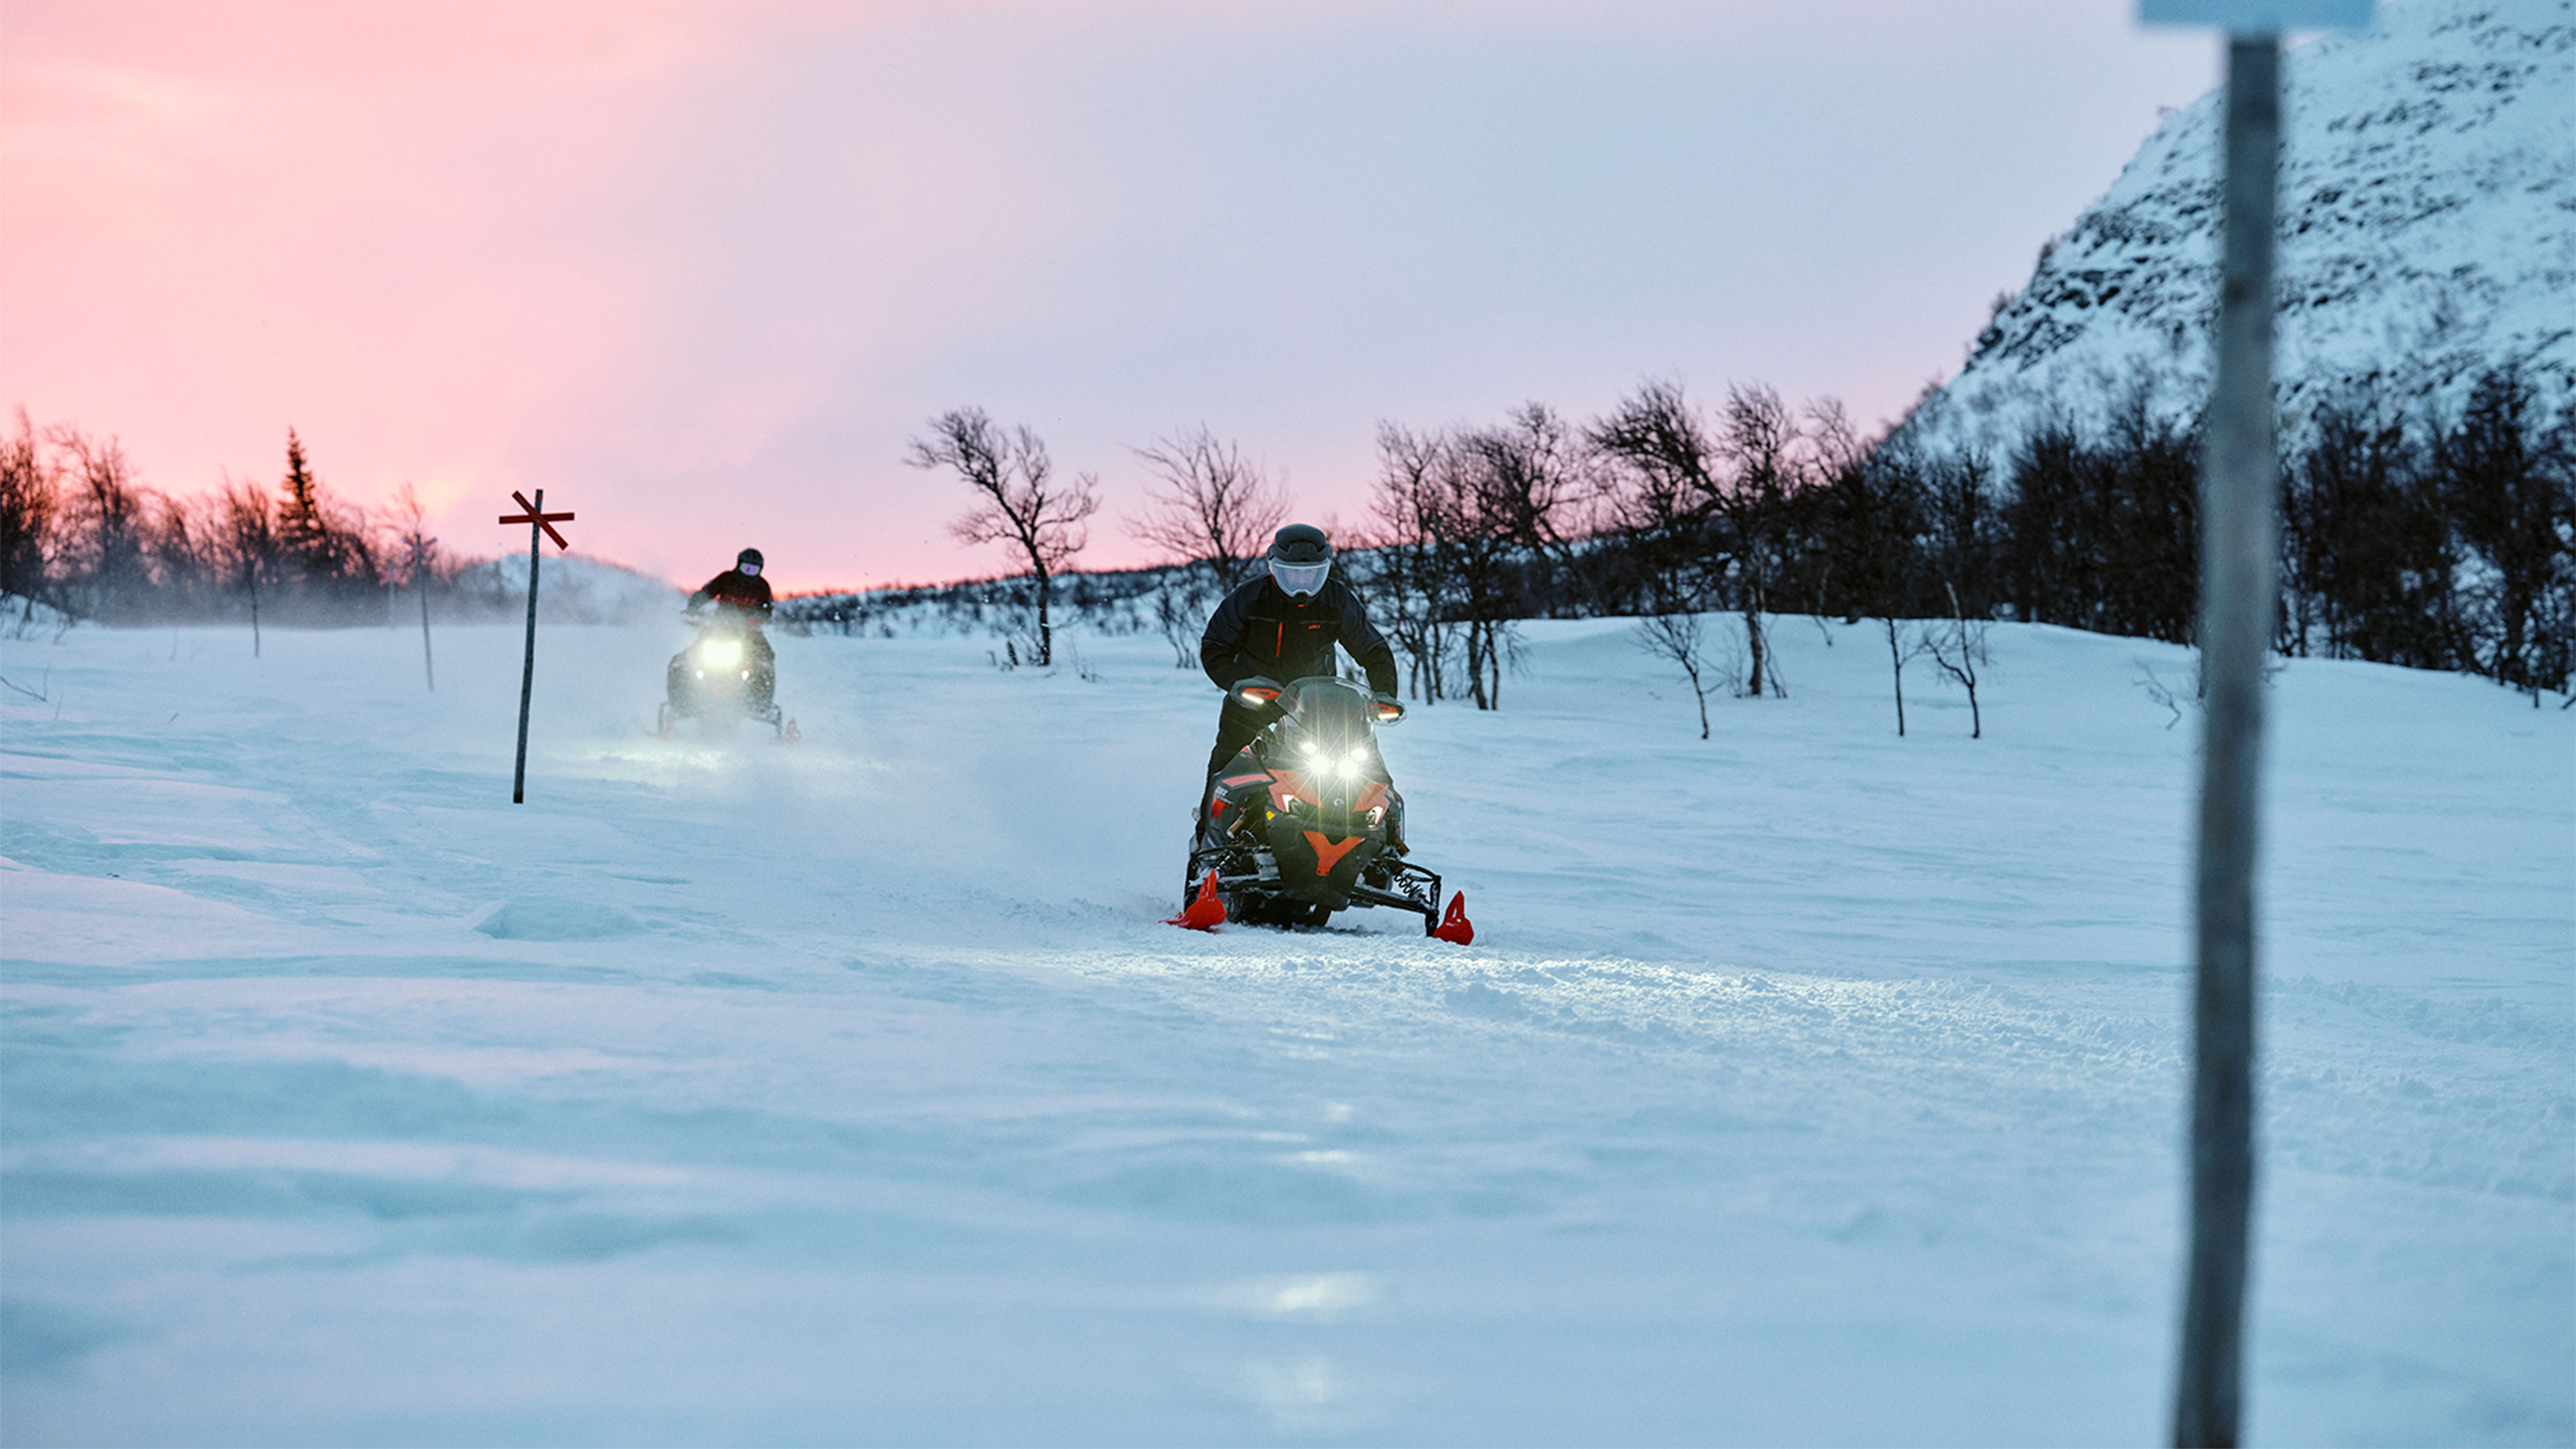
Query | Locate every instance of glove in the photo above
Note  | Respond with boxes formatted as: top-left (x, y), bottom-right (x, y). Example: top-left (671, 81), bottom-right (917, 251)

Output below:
top-left (1371, 691), bottom-right (1406, 723)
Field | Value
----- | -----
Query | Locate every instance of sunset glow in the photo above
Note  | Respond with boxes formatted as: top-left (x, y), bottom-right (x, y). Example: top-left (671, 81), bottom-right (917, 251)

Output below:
top-left (2, 1), bottom-right (2211, 589)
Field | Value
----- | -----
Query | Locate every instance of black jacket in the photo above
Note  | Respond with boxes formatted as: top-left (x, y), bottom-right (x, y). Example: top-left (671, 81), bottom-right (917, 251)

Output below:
top-left (690, 569), bottom-right (773, 619)
top-left (1201, 573), bottom-right (1398, 696)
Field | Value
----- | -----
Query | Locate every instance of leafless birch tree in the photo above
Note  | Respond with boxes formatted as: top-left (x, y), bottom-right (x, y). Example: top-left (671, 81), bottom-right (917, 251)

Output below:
top-left (908, 407), bottom-right (1098, 668)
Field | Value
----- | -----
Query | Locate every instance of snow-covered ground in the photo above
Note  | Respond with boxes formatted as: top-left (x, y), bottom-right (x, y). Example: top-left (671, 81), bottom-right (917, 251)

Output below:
top-left (2, 613), bottom-right (2568, 1445)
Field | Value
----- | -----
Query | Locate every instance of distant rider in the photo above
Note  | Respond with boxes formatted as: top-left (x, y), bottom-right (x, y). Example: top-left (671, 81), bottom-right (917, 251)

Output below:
top-left (689, 547), bottom-right (776, 671)
top-left (1196, 523), bottom-right (1405, 845)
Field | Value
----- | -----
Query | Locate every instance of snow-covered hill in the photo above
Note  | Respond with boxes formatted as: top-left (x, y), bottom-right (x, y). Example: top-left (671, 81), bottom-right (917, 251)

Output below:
top-left (4, 616), bottom-right (2567, 1443)
top-left (1899, 0), bottom-right (2574, 458)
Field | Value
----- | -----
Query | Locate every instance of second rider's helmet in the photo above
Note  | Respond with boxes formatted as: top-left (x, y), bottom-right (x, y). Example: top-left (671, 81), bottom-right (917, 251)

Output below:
top-left (737, 547), bottom-right (764, 577)
top-left (1267, 524), bottom-right (1332, 598)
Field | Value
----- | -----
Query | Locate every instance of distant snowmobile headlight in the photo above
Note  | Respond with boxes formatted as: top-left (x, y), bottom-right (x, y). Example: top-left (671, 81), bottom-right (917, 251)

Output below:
top-left (700, 637), bottom-right (745, 670)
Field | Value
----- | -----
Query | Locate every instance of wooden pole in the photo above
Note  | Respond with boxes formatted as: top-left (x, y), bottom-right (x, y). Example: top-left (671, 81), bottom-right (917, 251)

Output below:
top-left (2175, 32), bottom-right (2278, 1449)
top-left (414, 536), bottom-right (436, 693)
top-left (512, 488), bottom-right (543, 804)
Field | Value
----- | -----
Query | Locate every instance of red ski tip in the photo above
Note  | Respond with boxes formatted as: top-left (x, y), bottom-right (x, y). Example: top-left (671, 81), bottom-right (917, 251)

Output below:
top-left (1168, 871), bottom-right (1226, 932)
top-left (1430, 891), bottom-right (1475, 945)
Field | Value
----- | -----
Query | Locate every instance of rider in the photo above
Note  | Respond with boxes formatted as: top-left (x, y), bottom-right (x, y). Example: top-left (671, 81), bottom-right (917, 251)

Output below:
top-left (688, 547), bottom-right (776, 674)
top-left (1196, 523), bottom-right (1405, 845)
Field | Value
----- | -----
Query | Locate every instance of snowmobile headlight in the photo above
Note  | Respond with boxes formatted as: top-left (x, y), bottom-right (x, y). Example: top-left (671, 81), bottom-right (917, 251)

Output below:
top-left (739, 669), bottom-right (751, 680)
top-left (701, 637), bottom-right (744, 670)
top-left (1343, 750), bottom-right (1367, 771)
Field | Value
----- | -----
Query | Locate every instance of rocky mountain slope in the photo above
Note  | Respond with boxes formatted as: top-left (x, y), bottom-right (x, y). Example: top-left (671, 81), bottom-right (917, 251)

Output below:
top-left (1896, 0), bottom-right (2573, 458)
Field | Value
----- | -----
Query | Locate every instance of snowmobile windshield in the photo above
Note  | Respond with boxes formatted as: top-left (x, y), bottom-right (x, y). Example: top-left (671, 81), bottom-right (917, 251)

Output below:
top-left (1268, 557), bottom-right (1330, 597)
top-left (1276, 678), bottom-right (1380, 778)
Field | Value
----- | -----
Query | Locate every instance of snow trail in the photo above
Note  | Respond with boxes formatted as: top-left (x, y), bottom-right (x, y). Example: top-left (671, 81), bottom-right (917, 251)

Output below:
top-left (3, 616), bottom-right (2567, 1444)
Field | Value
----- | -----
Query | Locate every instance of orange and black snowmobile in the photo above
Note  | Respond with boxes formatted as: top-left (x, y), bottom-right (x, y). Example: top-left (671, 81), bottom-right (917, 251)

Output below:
top-left (1173, 675), bottom-right (1471, 941)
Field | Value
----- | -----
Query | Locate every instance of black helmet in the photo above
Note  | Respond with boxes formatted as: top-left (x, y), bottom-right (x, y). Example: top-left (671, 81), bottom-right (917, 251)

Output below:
top-left (737, 548), bottom-right (764, 571)
top-left (1269, 524), bottom-right (1330, 564)
top-left (1267, 523), bottom-right (1332, 597)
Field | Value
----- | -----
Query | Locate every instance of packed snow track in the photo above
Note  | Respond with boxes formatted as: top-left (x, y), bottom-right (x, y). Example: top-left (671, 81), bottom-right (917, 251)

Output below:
top-left (2, 618), bottom-right (2567, 1445)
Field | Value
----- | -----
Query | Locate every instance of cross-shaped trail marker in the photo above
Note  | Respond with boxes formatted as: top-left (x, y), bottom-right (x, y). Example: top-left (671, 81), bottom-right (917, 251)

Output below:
top-left (499, 488), bottom-right (574, 803)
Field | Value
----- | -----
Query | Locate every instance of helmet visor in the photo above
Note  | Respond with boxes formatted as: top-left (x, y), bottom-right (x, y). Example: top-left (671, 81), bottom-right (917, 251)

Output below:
top-left (738, 561), bottom-right (761, 577)
top-left (1269, 557), bottom-right (1331, 596)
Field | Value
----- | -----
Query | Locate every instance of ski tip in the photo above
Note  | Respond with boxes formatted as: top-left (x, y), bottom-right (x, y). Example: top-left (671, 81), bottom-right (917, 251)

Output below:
top-left (1430, 890), bottom-right (1474, 945)
top-left (777, 717), bottom-right (802, 744)
top-left (1167, 870), bottom-right (1226, 932)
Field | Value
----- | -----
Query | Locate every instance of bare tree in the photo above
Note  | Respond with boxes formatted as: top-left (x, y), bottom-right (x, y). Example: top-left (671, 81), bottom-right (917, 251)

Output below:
top-left (1367, 422), bottom-right (1526, 709)
top-left (1923, 581), bottom-right (1992, 738)
top-left (1127, 425), bottom-right (1288, 669)
top-left (216, 473), bottom-right (279, 654)
top-left (1364, 423), bottom-right (1461, 705)
top-left (1, 407), bottom-right (56, 606)
top-left (1715, 382), bottom-right (1804, 698)
top-left (907, 407), bottom-right (1098, 668)
top-left (1633, 610), bottom-right (1716, 739)
top-left (1590, 378), bottom-right (1720, 611)
top-left (1459, 402), bottom-right (1593, 605)
top-left (393, 483), bottom-right (439, 691)
top-left (52, 427), bottom-right (152, 622)
top-left (1126, 424), bottom-right (1289, 587)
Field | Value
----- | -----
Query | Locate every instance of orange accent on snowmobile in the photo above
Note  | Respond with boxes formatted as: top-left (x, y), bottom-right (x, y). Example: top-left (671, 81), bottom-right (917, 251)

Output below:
top-left (1303, 831), bottom-right (1364, 876)
top-left (1168, 871), bottom-right (1226, 931)
top-left (1431, 891), bottom-right (1475, 945)
top-left (1268, 769), bottom-right (1315, 810)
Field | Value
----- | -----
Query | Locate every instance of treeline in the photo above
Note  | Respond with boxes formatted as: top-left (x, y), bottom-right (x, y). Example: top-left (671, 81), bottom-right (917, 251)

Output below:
top-left (21, 361), bottom-right (2570, 705)
top-left (0, 412), bottom-right (452, 627)
top-left (861, 365), bottom-right (2574, 709)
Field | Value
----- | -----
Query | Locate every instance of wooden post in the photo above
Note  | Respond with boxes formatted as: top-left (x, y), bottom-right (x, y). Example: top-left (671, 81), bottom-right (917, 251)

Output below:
top-left (2135, 8), bottom-right (2368, 1438)
top-left (413, 535), bottom-right (436, 693)
top-left (2175, 35), bottom-right (2278, 1448)
top-left (513, 489), bottom-right (543, 803)
top-left (498, 490), bottom-right (574, 804)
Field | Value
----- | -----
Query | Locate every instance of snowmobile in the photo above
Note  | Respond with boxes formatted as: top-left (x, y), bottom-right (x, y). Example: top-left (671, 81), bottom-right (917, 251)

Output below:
top-left (657, 612), bottom-right (796, 741)
top-left (1173, 674), bottom-right (1471, 941)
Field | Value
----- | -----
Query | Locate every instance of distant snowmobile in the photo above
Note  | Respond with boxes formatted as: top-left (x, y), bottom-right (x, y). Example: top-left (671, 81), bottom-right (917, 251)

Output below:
top-left (657, 613), bottom-right (796, 741)
top-left (1172, 674), bottom-right (1471, 941)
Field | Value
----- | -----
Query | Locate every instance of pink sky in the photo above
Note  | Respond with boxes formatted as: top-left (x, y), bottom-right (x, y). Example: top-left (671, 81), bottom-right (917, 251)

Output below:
top-left (1, 1), bottom-right (2214, 591)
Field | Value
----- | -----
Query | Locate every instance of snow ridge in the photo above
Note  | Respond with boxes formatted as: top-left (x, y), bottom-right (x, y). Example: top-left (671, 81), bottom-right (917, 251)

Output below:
top-left (1898, 0), bottom-right (2574, 458)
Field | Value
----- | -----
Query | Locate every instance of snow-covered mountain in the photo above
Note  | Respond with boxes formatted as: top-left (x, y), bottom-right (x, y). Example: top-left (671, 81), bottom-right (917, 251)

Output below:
top-left (1897, 0), bottom-right (2574, 458)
